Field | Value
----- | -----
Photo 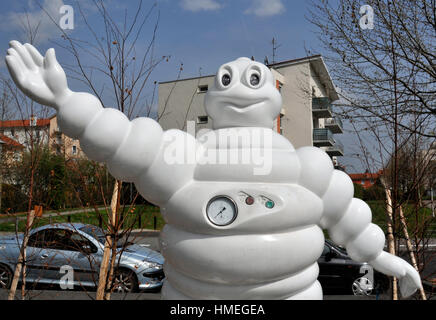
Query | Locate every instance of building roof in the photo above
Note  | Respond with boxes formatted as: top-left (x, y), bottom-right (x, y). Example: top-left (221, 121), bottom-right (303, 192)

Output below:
top-left (349, 170), bottom-right (383, 180)
top-left (268, 55), bottom-right (339, 101)
top-left (266, 54), bottom-right (322, 67)
top-left (0, 118), bottom-right (51, 128)
top-left (159, 74), bottom-right (214, 85)
top-left (0, 134), bottom-right (24, 148)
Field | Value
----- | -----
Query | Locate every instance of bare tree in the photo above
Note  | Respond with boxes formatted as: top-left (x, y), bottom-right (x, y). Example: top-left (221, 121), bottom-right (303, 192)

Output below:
top-left (37, 0), bottom-right (166, 299)
top-left (308, 0), bottom-right (435, 299)
top-left (307, 0), bottom-right (435, 138)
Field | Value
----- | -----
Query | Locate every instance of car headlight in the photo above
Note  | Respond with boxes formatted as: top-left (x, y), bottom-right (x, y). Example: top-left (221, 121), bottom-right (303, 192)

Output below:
top-left (147, 262), bottom-right (162, 270)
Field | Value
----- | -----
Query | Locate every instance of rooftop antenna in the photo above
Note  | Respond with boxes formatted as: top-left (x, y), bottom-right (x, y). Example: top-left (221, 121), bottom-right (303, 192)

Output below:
top-left (271, 37), bottom-right (282, 64)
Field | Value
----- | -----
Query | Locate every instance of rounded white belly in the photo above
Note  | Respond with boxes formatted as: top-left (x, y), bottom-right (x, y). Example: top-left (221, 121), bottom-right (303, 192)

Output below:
top-left (159, 224), bottom-right (324, 299)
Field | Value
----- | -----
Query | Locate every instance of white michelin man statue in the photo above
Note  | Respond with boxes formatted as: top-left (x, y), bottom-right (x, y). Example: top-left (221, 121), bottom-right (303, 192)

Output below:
top-left (5, 41), bottom-right (422, 299)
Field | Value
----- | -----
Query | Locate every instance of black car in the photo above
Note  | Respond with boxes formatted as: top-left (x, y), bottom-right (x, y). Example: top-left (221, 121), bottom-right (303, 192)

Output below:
top-left (318, 240), bottom-right (389, 295)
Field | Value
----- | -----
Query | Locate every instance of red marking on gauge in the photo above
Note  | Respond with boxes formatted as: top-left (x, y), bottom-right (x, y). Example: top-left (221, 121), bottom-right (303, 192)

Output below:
top-left (245, 196), bottom-right (255, 205)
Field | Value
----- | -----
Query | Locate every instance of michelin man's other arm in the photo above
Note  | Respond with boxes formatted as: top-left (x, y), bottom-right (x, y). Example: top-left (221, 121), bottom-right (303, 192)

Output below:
top-left (297, 147), bottom-right (422, 298)
top-left (5, 41), bottom-right (194, 205)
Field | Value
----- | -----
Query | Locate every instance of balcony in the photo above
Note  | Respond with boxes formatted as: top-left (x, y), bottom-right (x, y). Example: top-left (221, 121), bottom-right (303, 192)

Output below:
top-left (324, 117), bottom-right (343, 134)
top-left (325, 140), bottom-right (344, 157)
top-left (312, 97), bottom-right (332, 118)
top-left (313, 128), bottom-right (335, 147)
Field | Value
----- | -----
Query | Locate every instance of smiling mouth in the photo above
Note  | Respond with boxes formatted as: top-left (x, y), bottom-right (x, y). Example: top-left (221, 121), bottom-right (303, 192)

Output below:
top-left (223, 100), bottom-right (266, 113)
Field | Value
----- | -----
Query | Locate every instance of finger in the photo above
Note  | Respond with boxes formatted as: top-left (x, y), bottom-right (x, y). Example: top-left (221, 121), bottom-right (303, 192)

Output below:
top-left (5, 55), bottom-right (26, 85)
top-left (24, 43), bottom-right (43, 67)
top-left (7, 48), bottom-right (27, 71)
top-left (9, 40), bottom-right (36, 70)
top-left (399, 276), bottom-right (418, 297)
top-left (43, 48), bottom-right (59, 69)
top-left (406, 264), bottom-right (422, 289)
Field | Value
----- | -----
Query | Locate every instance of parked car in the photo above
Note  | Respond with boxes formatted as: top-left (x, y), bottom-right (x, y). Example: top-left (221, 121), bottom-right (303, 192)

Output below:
top-left (318, 239), bottom-right (389, 295)
top-left (0, 223), bottom-right (164, 292)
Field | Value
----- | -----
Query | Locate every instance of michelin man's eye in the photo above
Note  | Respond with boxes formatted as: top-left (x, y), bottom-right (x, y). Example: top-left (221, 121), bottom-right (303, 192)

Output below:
top-left (221, 74), bottom-right (231, 86)
top-left (250, 74), bottom-right (260, 86)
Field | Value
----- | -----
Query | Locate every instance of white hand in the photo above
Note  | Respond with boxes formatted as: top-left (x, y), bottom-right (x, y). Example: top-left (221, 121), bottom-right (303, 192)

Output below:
top-left (5, 40), bottom-right (70, 108)
top-left (398, 262), bottom-right (423, 298)
top-left (370, 251), bottom-right (422, 298)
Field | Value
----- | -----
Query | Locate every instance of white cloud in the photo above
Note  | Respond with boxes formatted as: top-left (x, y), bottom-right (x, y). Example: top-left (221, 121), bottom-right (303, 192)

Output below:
top-left (244, 0), bottom-right (285, 17)
top-left (2, 0), bottom-right (66, 44)
top-left (180, 0), bottom-right (221, 12)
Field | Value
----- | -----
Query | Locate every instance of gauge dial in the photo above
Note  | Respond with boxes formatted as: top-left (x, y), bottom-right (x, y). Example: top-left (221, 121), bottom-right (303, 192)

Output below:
top-left (206, 196), bottom-right (238, 226)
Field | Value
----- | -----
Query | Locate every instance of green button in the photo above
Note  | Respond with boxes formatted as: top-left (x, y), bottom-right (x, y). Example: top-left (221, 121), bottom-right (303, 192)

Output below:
top-left (265, 200), bottom-right (274, 209)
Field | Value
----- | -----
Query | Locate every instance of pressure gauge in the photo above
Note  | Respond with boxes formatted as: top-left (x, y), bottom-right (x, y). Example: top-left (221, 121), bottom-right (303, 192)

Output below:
top-left (206, 196), bottom-right (238, 226)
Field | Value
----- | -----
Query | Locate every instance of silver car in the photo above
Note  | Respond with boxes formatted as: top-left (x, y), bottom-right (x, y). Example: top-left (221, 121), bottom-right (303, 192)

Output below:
top-left (0, 223), bottom-right (164, 292)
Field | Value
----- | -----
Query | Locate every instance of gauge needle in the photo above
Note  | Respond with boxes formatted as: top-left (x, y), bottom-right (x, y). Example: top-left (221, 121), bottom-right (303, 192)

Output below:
top-left (215, 207), bottom-right (226, 218)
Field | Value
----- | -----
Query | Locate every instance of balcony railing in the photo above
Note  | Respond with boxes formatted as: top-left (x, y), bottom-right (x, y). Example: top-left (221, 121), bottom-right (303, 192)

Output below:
top-left (325, 140), bottom-right (344, 157)
top-left (313, 128), bottom-right (335, 147)
top-left (325, 117), bottom-right (343, 134)
top-left (312, 97), bottom-right (332, 118)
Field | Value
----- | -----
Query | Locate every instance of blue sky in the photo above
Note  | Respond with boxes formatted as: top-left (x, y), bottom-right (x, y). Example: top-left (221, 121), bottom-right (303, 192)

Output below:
top-left (0, 0), bottom-right (321, 79)
top-left (0, 0), bottom-right (370, 172)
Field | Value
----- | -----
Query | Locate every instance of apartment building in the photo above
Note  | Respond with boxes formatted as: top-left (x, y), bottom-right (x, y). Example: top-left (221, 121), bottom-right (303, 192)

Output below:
top-left (157, 55), bottom-right (343, 161)
top-left (0, 115), bottom-right (85, 159)
top-left (349, 170), bottom-right (384, 189)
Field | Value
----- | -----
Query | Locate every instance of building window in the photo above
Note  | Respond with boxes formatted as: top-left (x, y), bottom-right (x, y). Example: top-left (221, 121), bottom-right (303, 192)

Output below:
top-left (30, 116), bottom-right (37, 126)
top-left (72, 145), bottom-right (77, 155)
top-left (10, 128), bottom-right (15, 136)
top-left (13, 153), bottom-right (22, 162)
top-left (197, 116), bottom-right (208, 124)
top-left (197, 85), bottom-right (208, 93)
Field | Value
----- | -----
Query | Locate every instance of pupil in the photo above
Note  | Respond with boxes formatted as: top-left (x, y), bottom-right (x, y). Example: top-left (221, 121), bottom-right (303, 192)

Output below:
top-left (250, 74), bottom-right (260, 86)
top-left (222, 74), bottom-right (231, 86)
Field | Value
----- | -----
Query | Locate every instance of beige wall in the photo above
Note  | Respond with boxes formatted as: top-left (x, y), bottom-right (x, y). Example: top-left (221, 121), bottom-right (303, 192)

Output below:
top-left (272, 63), bottom-right (312, 148)
top-left (49, 116), bottom-right (85, 159)
top-left (158, 76), bottom-right (215, 134)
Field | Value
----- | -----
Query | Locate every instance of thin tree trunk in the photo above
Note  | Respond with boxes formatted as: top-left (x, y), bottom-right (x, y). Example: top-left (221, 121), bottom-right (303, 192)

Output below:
top-left (96, 180), bottom-right (119, 300)
top-left (385, 188), bottom-right (398, 300)
top-left (104, 181), bottom-right (121, 300)
top-left (105, 237), bottom-right (118, 300)
top-left (8, 210), bottom-right (35, 300)
top-left (398, 205), bottom-right (426, 300)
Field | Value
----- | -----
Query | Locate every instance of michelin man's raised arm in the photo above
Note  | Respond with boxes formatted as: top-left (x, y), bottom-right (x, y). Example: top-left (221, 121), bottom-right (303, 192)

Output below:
top-left (297, 146), bottom-right (422, 298)
top-left (5, 41), bottom-right (194, 205)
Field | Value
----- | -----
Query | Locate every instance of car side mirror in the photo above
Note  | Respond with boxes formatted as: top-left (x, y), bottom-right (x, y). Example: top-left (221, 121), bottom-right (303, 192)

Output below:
top-left (325, 251), bottom-right (337, 262)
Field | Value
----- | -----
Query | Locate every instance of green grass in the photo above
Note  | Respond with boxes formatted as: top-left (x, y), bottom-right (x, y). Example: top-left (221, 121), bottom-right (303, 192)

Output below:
top-left (0, 205), bottom-right (165, 233)
top-left (1, 201), bottom-right (434, 237)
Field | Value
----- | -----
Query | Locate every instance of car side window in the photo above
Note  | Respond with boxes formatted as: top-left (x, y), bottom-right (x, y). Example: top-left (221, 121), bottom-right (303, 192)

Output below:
top-left (45, 229), bottom-right (71, 250)
top-left (68, 232), bottom-right (97, 254)
top-left (28, 229), bottom-right (67, 249)
top-left (28, 228), bottom-right (96, 253)
top-left (28, 230), bottom-right (47, 248)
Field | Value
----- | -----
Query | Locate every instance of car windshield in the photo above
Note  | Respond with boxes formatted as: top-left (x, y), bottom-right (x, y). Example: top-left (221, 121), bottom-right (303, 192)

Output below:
top-left (79, 225), bottom-right (134, 248)
top-left (326, 239), bottom-right (347, 255)
top-left (80, 225), bottom-right (106, 244)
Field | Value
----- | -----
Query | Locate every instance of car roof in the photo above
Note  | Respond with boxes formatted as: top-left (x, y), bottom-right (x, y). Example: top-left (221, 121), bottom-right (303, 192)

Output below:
top-left (33, 222), bottom-right (90, 232)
